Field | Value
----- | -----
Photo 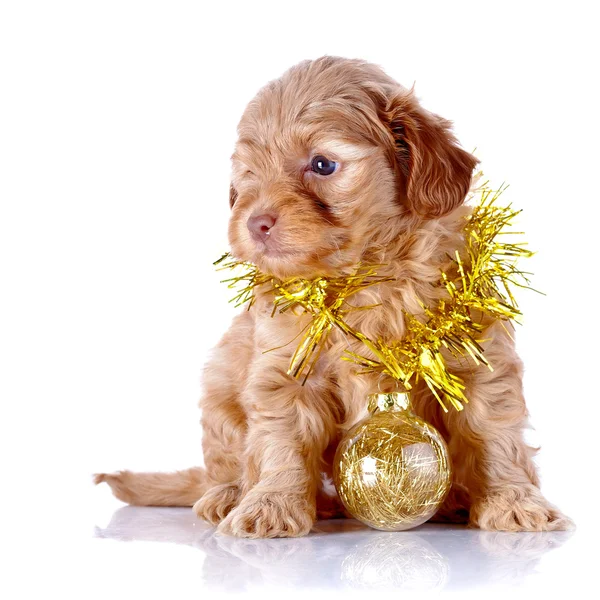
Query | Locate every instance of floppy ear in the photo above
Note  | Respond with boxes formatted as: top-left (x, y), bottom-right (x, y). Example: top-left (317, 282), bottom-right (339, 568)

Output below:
top-left (229, 184), bottom-right (238, 208)
top-left (386, 91), bottom-right (478, 218)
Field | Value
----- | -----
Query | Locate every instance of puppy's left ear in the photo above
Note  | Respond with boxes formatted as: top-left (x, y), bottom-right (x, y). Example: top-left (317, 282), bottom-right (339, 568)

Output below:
top-left (386, 90), bottom-right (478, 218)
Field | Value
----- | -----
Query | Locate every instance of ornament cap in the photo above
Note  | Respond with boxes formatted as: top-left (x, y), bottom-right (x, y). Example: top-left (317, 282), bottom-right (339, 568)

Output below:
top-left (367, 392), bottom-right (411, 414)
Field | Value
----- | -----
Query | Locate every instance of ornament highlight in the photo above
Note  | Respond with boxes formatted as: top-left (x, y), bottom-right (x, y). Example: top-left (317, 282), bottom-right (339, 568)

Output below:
top-left (333, 392), bottom-right (452, 531)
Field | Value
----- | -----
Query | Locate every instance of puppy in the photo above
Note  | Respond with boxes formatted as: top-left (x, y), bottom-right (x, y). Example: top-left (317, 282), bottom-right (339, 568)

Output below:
top-left (96, 57), bottom-right (571, 537)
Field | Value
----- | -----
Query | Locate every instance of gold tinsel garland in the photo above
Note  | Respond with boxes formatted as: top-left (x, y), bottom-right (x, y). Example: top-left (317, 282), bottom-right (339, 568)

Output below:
top-left (215, 183), bottom-right (535, 411)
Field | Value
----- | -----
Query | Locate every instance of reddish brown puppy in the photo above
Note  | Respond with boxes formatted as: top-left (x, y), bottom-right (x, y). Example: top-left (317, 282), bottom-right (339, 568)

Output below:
top-left (96, 57), bottom-right (571, 538)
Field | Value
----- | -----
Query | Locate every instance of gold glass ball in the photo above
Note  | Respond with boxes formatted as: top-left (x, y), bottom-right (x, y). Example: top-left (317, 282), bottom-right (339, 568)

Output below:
top-left (333, 392), bottom-right (452, 531)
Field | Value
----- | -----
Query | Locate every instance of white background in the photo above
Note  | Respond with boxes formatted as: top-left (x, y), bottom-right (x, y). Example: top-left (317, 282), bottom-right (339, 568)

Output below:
top-left (1, 1), bottom-right (599, 598)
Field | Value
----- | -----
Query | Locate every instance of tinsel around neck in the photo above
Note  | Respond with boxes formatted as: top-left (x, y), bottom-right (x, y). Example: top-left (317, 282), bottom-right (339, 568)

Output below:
top-left (215, 182), bottom-right (535, 412)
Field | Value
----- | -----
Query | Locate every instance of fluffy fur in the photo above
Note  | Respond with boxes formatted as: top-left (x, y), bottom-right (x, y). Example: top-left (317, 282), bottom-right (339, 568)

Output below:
top-left (96, 57), bottom-right (572, 537)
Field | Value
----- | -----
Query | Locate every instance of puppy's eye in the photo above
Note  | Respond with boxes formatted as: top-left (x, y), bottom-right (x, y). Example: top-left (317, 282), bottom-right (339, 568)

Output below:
top-left (311, 155), bottom-right (337, 176)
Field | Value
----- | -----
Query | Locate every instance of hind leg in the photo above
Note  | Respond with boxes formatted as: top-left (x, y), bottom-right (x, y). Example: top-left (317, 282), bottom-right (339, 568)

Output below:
top-left (194, 312), bottom-right (254, 524)
top-left (193, 394), bottom-right (247, 525)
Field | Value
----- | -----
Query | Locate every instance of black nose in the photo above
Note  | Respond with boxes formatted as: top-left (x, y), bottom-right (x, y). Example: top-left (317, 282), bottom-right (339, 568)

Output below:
top-left (247, 213), bottom-right (277, 242)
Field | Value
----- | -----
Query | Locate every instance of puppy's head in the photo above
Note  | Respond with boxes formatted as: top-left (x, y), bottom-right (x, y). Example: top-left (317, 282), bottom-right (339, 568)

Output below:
top-left (228, 57), bottom-right (478, 278)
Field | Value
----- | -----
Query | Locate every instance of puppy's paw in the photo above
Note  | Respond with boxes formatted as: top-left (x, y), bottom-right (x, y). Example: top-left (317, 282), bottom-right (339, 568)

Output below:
top-left (471, 485), bottom-right (574, 532)
top-left (217, 490), bottom-right (315, 538)
top-left (194, 483), bottom-right (241, 525)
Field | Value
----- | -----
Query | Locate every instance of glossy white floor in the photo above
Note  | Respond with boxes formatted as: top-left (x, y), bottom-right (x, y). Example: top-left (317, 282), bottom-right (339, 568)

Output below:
top-left (93, 506), bottom-right (578, 595)
top-left (3, 484), bottom-right (593, 600)
top-left (18, 488), bottom-right (583, 600)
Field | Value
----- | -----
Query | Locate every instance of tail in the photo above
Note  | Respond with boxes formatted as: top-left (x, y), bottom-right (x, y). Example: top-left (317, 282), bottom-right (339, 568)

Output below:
top-left (94, 467), bottom-right (210, 506)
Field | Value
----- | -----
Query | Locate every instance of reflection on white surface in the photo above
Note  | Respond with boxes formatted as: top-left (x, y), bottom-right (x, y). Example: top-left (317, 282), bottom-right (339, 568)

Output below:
top-left (95, 506), bottom-right (573, 592)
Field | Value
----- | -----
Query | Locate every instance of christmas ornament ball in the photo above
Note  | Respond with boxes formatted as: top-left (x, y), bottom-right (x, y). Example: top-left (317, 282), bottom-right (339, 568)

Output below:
top-left (333, 392), bottom-right (452, 531)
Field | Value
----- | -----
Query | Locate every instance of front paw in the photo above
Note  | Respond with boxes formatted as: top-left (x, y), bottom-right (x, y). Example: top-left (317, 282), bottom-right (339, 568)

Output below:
top-left (194, 483), bottom-right (241, 525)
top-left (218, 490), bottom-right (315, 538)
top-left (471, 485), bottom-right (574, 532)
